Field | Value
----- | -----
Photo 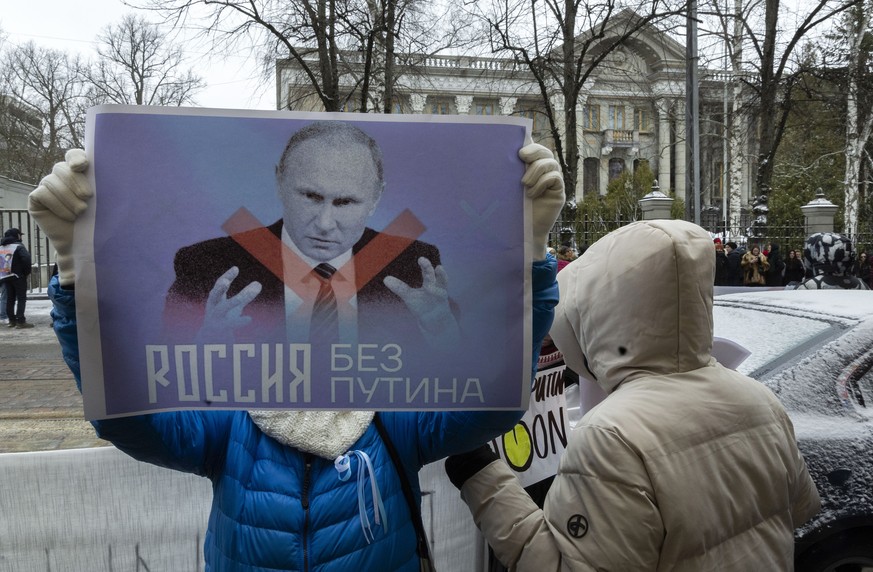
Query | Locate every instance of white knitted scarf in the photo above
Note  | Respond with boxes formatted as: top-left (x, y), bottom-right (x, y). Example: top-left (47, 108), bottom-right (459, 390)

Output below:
top-left (248, 409), bottom-right (375, 460)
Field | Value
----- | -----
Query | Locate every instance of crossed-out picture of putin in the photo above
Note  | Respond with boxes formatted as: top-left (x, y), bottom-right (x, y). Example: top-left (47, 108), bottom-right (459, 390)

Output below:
top-left (163, 120), bottom-right (460, 355)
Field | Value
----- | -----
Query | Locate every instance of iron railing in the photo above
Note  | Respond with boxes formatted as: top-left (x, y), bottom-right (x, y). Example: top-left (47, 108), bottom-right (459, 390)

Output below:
top-left (550, 209), bottom-right (873, 258)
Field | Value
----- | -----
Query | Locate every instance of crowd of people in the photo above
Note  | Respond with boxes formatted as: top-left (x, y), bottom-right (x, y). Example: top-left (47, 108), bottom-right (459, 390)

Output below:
top-left (714, 234), bottom-right (873, 290)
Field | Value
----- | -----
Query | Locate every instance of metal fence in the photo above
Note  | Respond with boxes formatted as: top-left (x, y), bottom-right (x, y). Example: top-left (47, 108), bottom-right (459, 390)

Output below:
top-left (700, 219), bottom-right (810, 254)
top-left (550, 209), bottom-right (873, 257)
top-left (10, 203), bottom-right (873, 292)
top-left (1, 208), bottom-right (54, 294)
top-left (549, 213), bottom-right (631, 249)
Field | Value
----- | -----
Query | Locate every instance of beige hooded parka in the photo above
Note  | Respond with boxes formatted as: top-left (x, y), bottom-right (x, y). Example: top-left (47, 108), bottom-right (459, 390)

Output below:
top-left (459, 220), bottom-right (820, 571)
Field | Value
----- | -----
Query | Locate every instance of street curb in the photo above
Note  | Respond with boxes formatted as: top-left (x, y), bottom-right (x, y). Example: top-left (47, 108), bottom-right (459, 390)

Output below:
top-left (0, 409), bottom-right (83, 420)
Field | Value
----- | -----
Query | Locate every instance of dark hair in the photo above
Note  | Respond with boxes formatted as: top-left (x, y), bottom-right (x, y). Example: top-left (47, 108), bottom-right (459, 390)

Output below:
top-left (276, 121), bottom-right (384, 187)
top-left (726, 241), bottom-right (738, 250)
top-left (556, 245), bottom-right (576, 261)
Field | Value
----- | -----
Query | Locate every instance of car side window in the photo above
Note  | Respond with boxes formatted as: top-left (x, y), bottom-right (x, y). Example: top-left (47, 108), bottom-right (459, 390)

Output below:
top-left (845, 351), bottom-right (873, 410)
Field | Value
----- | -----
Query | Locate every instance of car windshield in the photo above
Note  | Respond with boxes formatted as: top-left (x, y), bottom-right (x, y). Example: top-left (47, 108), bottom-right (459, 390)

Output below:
top-left (713, 304), bottom-right (846, 379)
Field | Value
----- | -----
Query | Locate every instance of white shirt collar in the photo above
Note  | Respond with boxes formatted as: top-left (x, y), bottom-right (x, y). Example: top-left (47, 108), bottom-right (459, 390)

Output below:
top-left (280, 225), bottom-right (353, 270)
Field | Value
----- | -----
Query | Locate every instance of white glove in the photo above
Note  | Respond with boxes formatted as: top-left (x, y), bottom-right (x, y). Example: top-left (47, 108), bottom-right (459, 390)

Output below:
top-left (28, 149), bottom-right (93, 287)
top-left (519, 143), bottom-right (565, 260)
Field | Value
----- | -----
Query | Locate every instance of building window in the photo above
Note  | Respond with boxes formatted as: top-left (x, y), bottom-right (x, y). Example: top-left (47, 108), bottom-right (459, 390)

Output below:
top-left (475, 102), bottom-right (495, 115)
top-left (430, 101), bottom-right (451, 115)
top-left (341, 99), bottom-right (356, 112)
top-left (608, 106), bottom-right (625, 130)
top-left (520, 109), bottom-right (545, 131)
top-left (583, 105), bottom-right (600, 130)
top-left (608, 158), bottom-right (625, 181)
top-left (393, 101), bottom-right (404, 114)
top-left (634, 109), bottom-right (651, 132)
top-left (633, 159), bottom-right (650, 173)
top-left (583, 157), bottom-right (600, 194)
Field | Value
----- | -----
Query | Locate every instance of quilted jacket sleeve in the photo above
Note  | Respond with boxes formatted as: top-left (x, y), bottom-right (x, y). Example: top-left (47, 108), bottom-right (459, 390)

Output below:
top-left (49, 276), bottom-right (232, 478)
top-left (778, 409), bottom-right (821, 526)
top-left (459, 425), bottom-right (664, 571)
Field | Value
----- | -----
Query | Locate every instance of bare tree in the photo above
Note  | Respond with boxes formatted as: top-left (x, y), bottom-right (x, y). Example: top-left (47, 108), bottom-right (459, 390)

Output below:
top-left (87, 14), bottom-right (205, 106)
top-left (718, 0), bottom-right (862, 199)
top-left (0, 43), bottom-right (87, 183)
top-left (345, 0), bottom-right (480, 113)
top-left (131, 0), bottom-right (446, 113)
top-left (469, 0), bottom-right (688, 200)
top-left (128, 0), bottom-right (347, 110)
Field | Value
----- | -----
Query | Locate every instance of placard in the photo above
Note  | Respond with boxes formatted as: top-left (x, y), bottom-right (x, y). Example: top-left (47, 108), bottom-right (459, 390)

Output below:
top-left (76, 106), bottom-right (532, 419)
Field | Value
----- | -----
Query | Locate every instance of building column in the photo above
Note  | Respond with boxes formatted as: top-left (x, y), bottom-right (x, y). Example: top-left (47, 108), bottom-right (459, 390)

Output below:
top-left (455, 95), bottom-right (473, 115)
top-left (410, 93), bottom-right (427, 114)
top-left (674, 100), bottom-right (686, 202)
top-left (499, 97), bottom-right (517, 115)
top-left (655, 98), bottom-right (672, 193)
top-left (599, 150), bottom-right (612, 196)
top-left (576, 92), bottom-right (590, 200)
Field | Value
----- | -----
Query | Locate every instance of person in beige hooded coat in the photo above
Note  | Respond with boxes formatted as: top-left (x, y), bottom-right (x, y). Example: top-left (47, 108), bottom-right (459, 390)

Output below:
top-left (446, 219), bottom-right (820, 571)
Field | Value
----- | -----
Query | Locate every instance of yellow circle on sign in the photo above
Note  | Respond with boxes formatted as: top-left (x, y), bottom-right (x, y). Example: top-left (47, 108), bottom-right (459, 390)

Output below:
top-left (502, 423), bottom-right (533, 471)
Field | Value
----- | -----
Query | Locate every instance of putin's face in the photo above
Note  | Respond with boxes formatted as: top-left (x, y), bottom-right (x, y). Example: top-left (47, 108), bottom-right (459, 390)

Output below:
top-left (277, 137), bottom-right (382, 262)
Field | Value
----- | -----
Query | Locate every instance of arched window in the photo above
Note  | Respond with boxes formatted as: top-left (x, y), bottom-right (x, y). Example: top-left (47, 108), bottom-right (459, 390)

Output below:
top-left (583, 158), bottom-right (600, 194)
top-left (608, 158), bottom-right (625, 181)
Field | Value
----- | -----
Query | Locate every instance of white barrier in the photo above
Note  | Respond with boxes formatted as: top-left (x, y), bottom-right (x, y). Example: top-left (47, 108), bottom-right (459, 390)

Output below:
top-left (0, 446), bottom-right (486, 571)
top-left (0, 447), bottom-right (211, 571)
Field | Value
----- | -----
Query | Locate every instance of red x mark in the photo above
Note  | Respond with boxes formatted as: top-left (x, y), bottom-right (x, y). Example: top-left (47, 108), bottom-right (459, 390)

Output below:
top-left (220, 207), bottom-right (427, 300)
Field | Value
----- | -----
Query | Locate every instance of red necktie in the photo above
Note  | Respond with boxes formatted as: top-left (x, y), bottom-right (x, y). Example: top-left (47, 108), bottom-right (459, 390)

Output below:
top-left (310, 263), bottom-right (339, 349)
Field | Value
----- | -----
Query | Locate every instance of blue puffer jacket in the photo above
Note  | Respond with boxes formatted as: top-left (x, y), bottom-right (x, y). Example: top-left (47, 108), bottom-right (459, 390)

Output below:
top-left (49, 257), bottom-right (558, 572)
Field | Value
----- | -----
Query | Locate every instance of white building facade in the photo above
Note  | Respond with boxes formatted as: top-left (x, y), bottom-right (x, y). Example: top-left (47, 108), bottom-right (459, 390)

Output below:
top-left (275, 15), bottom-right (757, 216)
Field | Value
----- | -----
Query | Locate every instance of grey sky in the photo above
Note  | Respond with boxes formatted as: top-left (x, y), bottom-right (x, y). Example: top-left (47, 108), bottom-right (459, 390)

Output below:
top-left (1, 0), bottom-right (274, 110)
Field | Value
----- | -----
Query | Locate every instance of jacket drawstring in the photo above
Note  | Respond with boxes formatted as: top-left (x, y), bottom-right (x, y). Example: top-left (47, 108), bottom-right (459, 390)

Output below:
top-left (335, 450), bottom-right (387, 543)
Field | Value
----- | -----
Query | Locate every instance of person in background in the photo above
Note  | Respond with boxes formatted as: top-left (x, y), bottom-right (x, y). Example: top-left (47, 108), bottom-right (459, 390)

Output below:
top-left (0, 228), bottom-right (34, 329)
top-left (741, 244), bottom-right (769, 286)
top-left (784, 248), bottom-right (806, 287)
top-left (723, 241), bottom-right (743, 285)
top-left (765, 242), bottom-right (785, 287)
top-left (444, 219), bottom-right (820, 571)
top-left (29, 141), bottom-right (565, 572)
top-left (713, 238), bottom-right (728, 286)
top-left (858, 251), bottom-right (872, 288)
top-left (0, 282), bottom-right (6, 325)
top-left (796, 232), bottom-right (870, 290)
top-left (555, 244), bottom-right (576, 272)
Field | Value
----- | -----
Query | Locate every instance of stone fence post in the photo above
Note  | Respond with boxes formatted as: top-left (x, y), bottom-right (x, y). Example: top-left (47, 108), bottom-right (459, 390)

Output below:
top-left (638, 182), bottom-right (674, 220)
top-left (800, 188), bottom-right (838, 235)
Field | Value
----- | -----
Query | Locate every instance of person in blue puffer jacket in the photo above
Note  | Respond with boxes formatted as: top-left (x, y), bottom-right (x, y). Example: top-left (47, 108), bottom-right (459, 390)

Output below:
top-left (29, 142), bottom-right (564, 572)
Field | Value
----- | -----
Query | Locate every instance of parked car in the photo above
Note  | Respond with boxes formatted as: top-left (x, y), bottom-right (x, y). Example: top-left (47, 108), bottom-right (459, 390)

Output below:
top-left (713, 290), bottom-right (873, 571)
